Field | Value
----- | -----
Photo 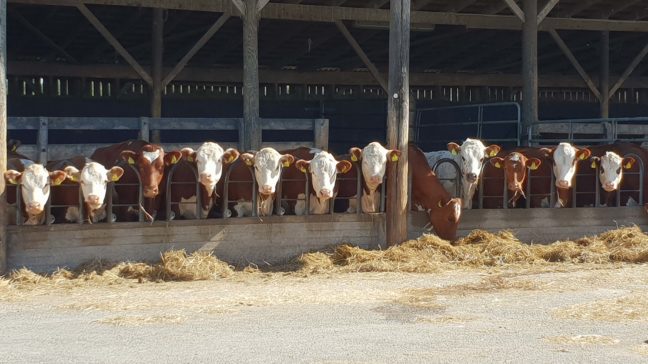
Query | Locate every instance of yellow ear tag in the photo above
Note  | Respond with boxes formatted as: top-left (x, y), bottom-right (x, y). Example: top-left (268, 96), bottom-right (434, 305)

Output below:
top-left (52, 178), bottom-right (64, 186)
top-left (111, 174), bottom-right (121, 182)
top-left (490, 150), bottom-right (498, 157)
top-left (226, 155), bottom-right (234, 163)
top-left (351, 155), bottom-right (358, 162)
top-left (128, 157), bottom-right (135, 165)
top-left (625, 162), bottom-right (633, 169)
top-left (451, 150), bottom-right (458, 156)
top-left (495, 162), bottom-right (501, 169)
top-left (8, 178), bottom-right (18, 185)
top-left (244, 159), bottom-right (253, 166)
top-left (300, 167), bottom-right (307, 173)
top-left (11, 145), bottom-right (16, 151)
top-left (187, 156), bottom-right (194, 162)
top-left (591, 161), bottom-right (597, 169)
top-left (579, 153), bottom-right (587, 160)
top-left (530, 162), bottom-right (538, 170)
top-left (391, 154), bottom-right (399, 162)
top-left (283, 161), bottom-right (290, 168)
top-left (69, 174), bottom-right (78, 182)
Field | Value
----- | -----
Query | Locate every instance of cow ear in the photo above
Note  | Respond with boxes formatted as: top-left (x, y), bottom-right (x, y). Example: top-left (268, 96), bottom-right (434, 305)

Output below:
top-left (8, 139), bottom-right (20, 152)
top-left (349, 147), bottom-right (362, 162)
top-left (387, 149), bottom-right (401, 163)
top-left (589, 156), bottom-right (600, 169)
top-left (223, 148), bottom-right (240, 164)
top-left (4, 170), bottom-right (22, 185)
top-left (528, 158), bottom-right (542, 170)
top-left (180, 148), bottom-right (197, 163)
top-left (336, 160), bottom-right (353, 174)
top-left (108, 166), bottom-right (125, 182)
top-left (121, 150), bottom-right (137, 165)
top-left (295, 159), bottom-right (310, 174)
top-left (164, 150), bottom-right (183, 166)
top-left (241, 153), bottom-right (255, 166)
top-left (447, 142), bottom-right (461, 156)
top-left (577, 148), bottom-right (591, 161)
top-left (280, 154), bottom-right (295, 168)
top-left (539, 148), bottom-right (554, 159)
top-left (49, 170), bottom-right (67, 186)
top-left (489, 157), bottom-right (504, 169)
top-left (485, 145), bottom-right (501, 158)
top-left (64, 166), bottom-right (81, 182)
top-left (622, 156), bottom-right (636, 170)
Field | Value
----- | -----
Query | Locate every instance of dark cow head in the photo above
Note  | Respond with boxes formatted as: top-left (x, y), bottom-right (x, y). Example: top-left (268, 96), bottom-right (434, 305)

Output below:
top-left (120, 144), bottom-right (182, 198)
top-left (428, 198), bottom-right (462, 241)
top-left (489, 152), bottom-right (541, 207)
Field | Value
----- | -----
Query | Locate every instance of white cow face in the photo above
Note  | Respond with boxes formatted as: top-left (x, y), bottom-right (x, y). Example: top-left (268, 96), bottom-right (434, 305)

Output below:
top-left (448, 138), bottom-right (500, 184)
top-left (241, 148), bottom-right (294, 197)
top-left (350, 142), bottom-right (400, 191)
top-left (65, 163), bottom-right (124, 210)
top-left (296, 151), bottom-right (352, 200)
top-left (541, 143), bottom-right (591, 189)
top-left (4, 164), bottom-right (66, 218)
top-left (591, 152), bottom-right (636, 192)
top-left (182, 143), bottom-right (240, 196)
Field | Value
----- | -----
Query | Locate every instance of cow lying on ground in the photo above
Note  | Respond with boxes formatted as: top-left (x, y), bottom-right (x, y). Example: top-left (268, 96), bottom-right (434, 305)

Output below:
top-left (346, 142), bottom-right (400, 213)
top-left (91, 140), bottom-right (182, 221)
top-left (410, 144), bottom-right (462, 241)
top-left (46, 156), bottom-right (124, 223)
top-left (425, 138), bottom-right (500, 209)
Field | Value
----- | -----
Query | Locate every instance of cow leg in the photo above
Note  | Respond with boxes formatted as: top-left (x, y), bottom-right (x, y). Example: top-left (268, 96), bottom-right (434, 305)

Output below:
top-left (294, 194), bottom-right (306, 216)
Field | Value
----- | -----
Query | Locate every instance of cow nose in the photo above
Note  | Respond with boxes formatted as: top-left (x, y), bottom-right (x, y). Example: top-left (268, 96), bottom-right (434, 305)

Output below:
top-left (200, 173), bottom-right (214, 183)
top-left (260, 184), bottom-right (273, 194)
top-left (143, 186), bottom-right (159, 197)
top-left (87, 195), bottom-right (101, 205)
top-left (319, 188), bottom-right (333, 198)
top-left (369, 175), bottom-right (382, 184)
top-left (466, 173), bottom-right (478, 183)
top-left (557, 180), bottom-right (570, 189)
top-left (604, 182), bottom-right (616, 191)
top-left (26, 202), bottom-right (42, 212)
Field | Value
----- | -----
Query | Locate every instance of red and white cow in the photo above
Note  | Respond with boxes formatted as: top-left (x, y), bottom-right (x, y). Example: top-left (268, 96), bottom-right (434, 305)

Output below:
top-left (540, 142), bottom-right (591, 208)
top-left (487, 151), bottom-right (542, 208)
top-left (5, 159), bottom-right (67, 225)
top-left (348, 142), bottom-right (400, 213)
top-left (425, 138), bottom-right (500, 209)
top-left (294, 150), bottom-right (352, 215)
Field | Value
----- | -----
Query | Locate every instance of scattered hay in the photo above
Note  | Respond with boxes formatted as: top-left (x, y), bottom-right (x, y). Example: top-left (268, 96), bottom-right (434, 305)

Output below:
top-left (396, 288), bottom-right (443, 309)
top-left (439, 275), bottom-right (542, 294)
top-left (554, 293), bottom-right (648, 322)
top-left (95, 314), bottom-right (187, 326)
top-left (298, 252), bottom-right (334, 273)
top-left (415, 315), bottom-right (475, 324)
top-left (546, 335), bottom-right (620, 346)
top-left (634, 344), bottom-right (648, 356)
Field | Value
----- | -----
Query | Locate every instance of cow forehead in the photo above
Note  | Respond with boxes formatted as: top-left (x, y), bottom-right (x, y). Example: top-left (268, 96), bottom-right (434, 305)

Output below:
top-left (311, 152), bottom-right (337, 174)
top-left (601, 151), bottom-right (622, 166)
top-left (554, 143), bottom-right (577, 162)
top-left (82, 162), bottom-right (109, 181)
top-left (460, 139), bottom-right (486, 159)
top-left (197, 142), bottom-right (224, 160)
top-left (142, 149), bottom-right (161, 163)
top-left (362, 142), bottom-right (388, 158)
top-left (508, 153), bottom-right (522, 162)
top-left (23, 164), bottom-right (49, 186)
top-left (255, 148), bottom-right (282, 167)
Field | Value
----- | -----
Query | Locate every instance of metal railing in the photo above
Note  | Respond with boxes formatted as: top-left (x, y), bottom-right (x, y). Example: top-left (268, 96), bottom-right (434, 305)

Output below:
top-left (529, 117), bottom-right (648, 146)
top-left (431, 158), bottom-right (462, 199)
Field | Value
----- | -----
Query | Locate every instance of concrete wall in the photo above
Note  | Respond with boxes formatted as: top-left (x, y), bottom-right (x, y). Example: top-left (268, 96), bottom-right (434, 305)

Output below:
top-left (409, 207), bottom-right (648, 243)
top-left (8, 214), bottom-right (386, 272)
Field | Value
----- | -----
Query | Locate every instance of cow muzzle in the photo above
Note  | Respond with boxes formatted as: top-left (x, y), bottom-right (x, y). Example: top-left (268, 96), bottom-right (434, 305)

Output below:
top-left (199, 173), bottom-right (215, 186)
top-left (603, 182), bottom-right (617, 192)
top-left (260, 184), bottom-right (274, 196)
top-left (556, 179), bottom-right (570, 189)
top-left (143, 186), bottom-right (159, 198)
top-left (86, 195), bottom-right (102, 209)
top-left (368, 175), bottom-right (382, 184)
top-left (465, 173), bottom-right (478, 183)
top-left (26, 202), bottom-right (43, 214)
top-left (319, 188), bottom-right (333, 199)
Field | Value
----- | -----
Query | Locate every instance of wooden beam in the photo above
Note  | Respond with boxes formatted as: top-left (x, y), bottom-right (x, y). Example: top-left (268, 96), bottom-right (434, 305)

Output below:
top-left (605, 0), bottom-right (642, 19)
top-left (503, 0), bottom-right (525, 22)
top-left (9, 1), bottom-right (648, 32)
top-left (386, 0), bottom-right (409, 246)
top-left (522, 0), bottom-right (538, 138)
top-left (609, 40), bottom-right (648, 97)
top-left (256, 0), bottom-right (269, 12)
top-left (537, 0), bottom-right (559, 25)
top-left (76, 3), bottom-right (152, 85)
top-left (600, 31), bottom-right (609, 117)
top-left (548, 29), bottom-right (601, 100)
top-left (334, 20), bottom-right (387, 91)
top-left (163, 13), bottom-right (230, 86)
top-left (443, 0), bottom-right (477, 12)
top-left (230, 0), bottom-right (244, 15)
top-left (0, 0), bottom-right (7, 274)
top-left (556, 0), bottom-right (602, 18)
top-left (242, 0), bottom-right (260, 150)
top-left (151, 7), bottom-right (163, 121)
top-left (10, 9), bottom-right (79, 63)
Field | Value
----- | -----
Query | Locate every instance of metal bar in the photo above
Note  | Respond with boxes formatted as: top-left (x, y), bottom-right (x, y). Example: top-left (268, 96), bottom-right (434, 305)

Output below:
top-left (275, 168), bottom-right (283, 216)
top-left (78, 185), bottom-right (84, 224)
top-left (139, 117), bottom-right (150, 142)
top-left (37, 116), bottom-right (48, 164)
top-left (106, 181), bottom-right (113, 224)
top-left (595, 164), bottom-right (600, 207)
top-left (355, 163), bottom-right (362, 214)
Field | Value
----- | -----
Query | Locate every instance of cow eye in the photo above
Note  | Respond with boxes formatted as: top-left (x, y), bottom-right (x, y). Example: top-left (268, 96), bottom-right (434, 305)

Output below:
top-left (616, 168), bottom-right (621, 174)
top-left (480, 157), bottom-right (484, 162)
top-left (600, 168), bottom-right (604, 174)
top-left (461, 156), bottom-right (466, 161)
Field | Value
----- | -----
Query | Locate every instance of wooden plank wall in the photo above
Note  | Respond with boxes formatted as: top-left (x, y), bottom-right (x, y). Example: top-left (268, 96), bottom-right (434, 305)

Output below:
top-left (7, 214), bottom-right (386, 272)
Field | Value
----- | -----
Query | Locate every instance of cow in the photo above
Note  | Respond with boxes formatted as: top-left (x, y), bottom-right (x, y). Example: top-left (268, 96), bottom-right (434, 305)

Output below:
top-left (164, 142), bottom-right (239, 219)
top-left (46, 156), bottom-right (124, 223)
top-left (4, 159), bottom-right (67, 225)
top-left (217, 147), bottom-right (294, 217)
top-left (410, 144), bottom-right (462, 241)
top-left (483, 150), bottom-right (543, 208)
top-left (346, 142), bottom-right (400, 213)
top-left (539, 142), bottom-right (591, 208)
top-left (424, 138), bottom-right (501, 209)
top-left (90, 140), bottom-right (182, 221)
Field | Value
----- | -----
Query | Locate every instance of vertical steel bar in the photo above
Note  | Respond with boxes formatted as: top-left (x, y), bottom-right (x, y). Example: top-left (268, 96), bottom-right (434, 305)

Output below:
top-left (107, 181), bottom-right (113, 224)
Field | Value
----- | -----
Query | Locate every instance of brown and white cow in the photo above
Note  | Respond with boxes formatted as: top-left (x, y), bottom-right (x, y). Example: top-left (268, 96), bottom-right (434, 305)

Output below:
top-left (165, 142), bottom-right (239, 219)
top-left (5, 159), bottom-right (67, 225)
top-left (91, 140), bottom-right (182, 221)
top-left (540, 142), bottom-right (591, 208)
top-left (410, 144), bottom-right (462, 241)
top-left (294, 149), bottom-right (352, 215)
top-left (487, 151), bottom-right (542, 208)
top-left (347, 142), bottom-right (400, 213)
top-left (47, 156), bottom-right (124, 223)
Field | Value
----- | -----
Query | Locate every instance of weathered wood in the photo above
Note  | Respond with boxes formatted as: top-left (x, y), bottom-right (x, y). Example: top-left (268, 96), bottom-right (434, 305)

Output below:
top-left (608, 40), bottom-right (648, 98)
top-left (537, 0), bottom-right (559, 25)
top-left (0, 0), bottom-right (7, 274)
top-left (386, 0), bottom-right (409, 246)
top-left (162, 13), bottom-right (230, 86)
top-left (10, 1), bottom-right (648, 32)
top-left (503, 0), bottom-right (525, 22)
top-left (242, 0), bottom-right (261, 151)
top-left (600, 31), bottom-right (610, 118)
top-left (37, 116), bottom-right (48, 164)
top-left (151, 7), bottom-right (163, 122)
top-left (522, 0), bottom-right (538, 141)
top-left (335, 20), bottom-right (387, 92)
top-left (313, 119), bottom-right (329, 150)
top-left (548, 29), bottom-right (601, 100)
top-left (76, 3), bottom-right (153, 85)
top-left (139, 116), bottom-right (150, 141)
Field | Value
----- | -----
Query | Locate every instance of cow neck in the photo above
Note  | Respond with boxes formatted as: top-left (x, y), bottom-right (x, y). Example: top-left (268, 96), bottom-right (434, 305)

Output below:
top-left (556, 187), bottom-right (572, 207)
top-left (409, 145), bottom-right (451, 209)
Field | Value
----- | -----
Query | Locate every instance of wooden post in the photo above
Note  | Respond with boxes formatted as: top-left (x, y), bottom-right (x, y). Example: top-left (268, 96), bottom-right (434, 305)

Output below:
top-left (313, 118), bottom-right (329, 150)
top-left (0, 0), bottom-right (6, 274)
top-left (37, 117), bottom-right (48, 164)
top-left (521, 0), bottom-right (538, 142)
top-left (600, 31), bottom-right (610, 118)
top-left (242, 0), bottom-right (262, 151)
top-left (386, 0), bottom-right (410, 246)
top-left (150, 7), bottom-right (164, 144)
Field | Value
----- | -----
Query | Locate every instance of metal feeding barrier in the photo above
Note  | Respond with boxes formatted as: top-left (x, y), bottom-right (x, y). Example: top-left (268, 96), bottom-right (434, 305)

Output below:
top-left (431, 158), bottom-right (462, 199)
top-left (165, 161), bottom-right (203, 220)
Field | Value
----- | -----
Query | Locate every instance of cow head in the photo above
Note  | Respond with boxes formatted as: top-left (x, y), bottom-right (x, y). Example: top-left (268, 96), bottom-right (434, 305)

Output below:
top-left (182, 143), bottom-right (240, 197)
top-left (448, 138), bottom-right (501, 184)
top-left (428, 198), bottom-right (462, 241)
top-left (296, 150), bottom-right (352, 202)
top-left (240, 148), bottom-right (294, 199)
top-left (590, 151), bottom-right (636, 192)
top-left (350, 142), bottom-right (400, 191)
top-left (4, 164), bottom-right (66, 223)
top-left (490, 152), bottom-right (541, 206)
top-left (120, 145), bottom-right (182, 198)
top-left (65, 162), bottom-right (124, 211)
top-left (540, 143), bottom-right (591, 190)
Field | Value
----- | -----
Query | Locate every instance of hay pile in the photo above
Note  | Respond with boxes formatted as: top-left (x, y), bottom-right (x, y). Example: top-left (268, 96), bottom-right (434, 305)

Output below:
top-left (299, 226), bottom-right (648, 273)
